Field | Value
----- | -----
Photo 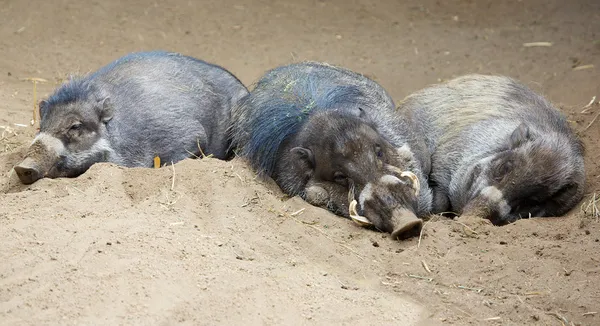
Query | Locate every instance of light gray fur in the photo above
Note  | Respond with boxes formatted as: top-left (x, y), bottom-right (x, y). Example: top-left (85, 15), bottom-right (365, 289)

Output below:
top-left (92, 52), bottom-right (248, 166)
top-left (16, 52), bottom-right (249, 184)
top-left (398, 74), bottom-right (585, 221)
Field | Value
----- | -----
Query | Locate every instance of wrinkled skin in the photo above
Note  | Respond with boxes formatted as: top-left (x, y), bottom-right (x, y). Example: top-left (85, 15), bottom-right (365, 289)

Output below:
top-left (274, 112), bottom-right (423, 238)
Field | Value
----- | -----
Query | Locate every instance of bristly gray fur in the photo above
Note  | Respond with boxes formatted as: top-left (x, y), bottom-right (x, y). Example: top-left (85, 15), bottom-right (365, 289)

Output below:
top-left (42, 50), bottom-right (249, 169)
top-left (230, 61), bottom-right (433, 216)
top-left (398, 74), bottom-right (585, 223)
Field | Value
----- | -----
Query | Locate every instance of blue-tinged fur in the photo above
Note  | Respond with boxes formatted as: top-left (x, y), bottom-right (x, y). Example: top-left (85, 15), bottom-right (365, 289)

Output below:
top-left (41, 78), bottom-right (96, 117)
top-left (231, 62), bottom-right (434, 221)
top-left (232, 62), bottom-right (406, 176)
top-left (237, 79), bottom-right (369, 177)
top-left (22, 50), bottom-right (249, 182)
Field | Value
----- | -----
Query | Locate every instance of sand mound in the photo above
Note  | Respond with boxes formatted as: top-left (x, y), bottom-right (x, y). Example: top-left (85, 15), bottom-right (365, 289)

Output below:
top-left (2, 133), bottom-right (599, 325)
top-left (1, 0), bottom-right (599, 324)
top-left (0, 156), bottom-right (430, 325)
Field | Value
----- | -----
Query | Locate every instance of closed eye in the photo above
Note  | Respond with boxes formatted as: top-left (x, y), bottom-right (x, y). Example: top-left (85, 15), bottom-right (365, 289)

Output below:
top-left (493, 160), bottom-right (513, 181)
top-left (375, 145), bottom-right (383, 158)
top-left (333, 171), bottom-right (348, 186)
top-left (69, 123), bottom-right (82, 131)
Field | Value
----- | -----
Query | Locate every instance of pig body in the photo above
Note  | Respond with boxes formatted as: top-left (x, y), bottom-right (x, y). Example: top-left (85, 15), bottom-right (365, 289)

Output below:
top-left (231, 62), bottom-right (432, 238)
top-left (15, 51), bottom-right (248, 184)
top-left (398, 74), bottom-right (585, 225)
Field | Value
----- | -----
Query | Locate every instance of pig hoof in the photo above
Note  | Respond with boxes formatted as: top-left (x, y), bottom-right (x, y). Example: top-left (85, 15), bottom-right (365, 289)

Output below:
top-left (305, 185), bottom-right (329, 206)
top-left (349, 200), bottom-right (373, 227)
top-left (391, 213), bottom-right (423, 240)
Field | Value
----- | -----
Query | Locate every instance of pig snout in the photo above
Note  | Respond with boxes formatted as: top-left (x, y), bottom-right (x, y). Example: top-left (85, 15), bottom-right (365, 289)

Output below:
top-left (15, 133), bottom-right (66, 184)
top-left (390, 208), bottom-right (423, 240)
top-left (305, 184), bottom-right (329, 206)
top-left (461, 186), bottom-right (511, 225)
top-left (349, 171), bottom-right (423, 239)
top-left (14, 158), bottom-right (44, 185)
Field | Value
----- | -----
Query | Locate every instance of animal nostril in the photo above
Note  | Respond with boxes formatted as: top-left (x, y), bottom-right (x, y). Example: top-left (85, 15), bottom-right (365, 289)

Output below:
top-left (15, 165), bottom-right (42, 184)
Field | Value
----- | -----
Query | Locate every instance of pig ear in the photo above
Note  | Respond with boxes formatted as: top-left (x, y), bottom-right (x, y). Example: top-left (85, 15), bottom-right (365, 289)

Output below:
top-left (508, 123), bottom-right (531, 149)
top-left (38, 100), bottom-right (48, 119)
top-left (290, 147), bottom-right (315, 168)
top-left (357, 107), bottom-right (366, 118)
top-left (97, 97), bottom-right (114, 123)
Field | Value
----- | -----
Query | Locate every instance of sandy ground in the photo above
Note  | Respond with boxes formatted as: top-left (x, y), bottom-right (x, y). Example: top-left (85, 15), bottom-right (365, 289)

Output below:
top-left (1, 0), bottom-right (600, 325)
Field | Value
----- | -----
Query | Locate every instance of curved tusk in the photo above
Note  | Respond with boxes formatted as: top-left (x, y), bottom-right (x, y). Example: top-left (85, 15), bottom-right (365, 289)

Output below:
top-left (347, 183), bottom-right (356, 204)
top-left (385, 164), bottom-right (404, 175)
top-left (400, 171), bottom-right (420, 197)
top-left (349, 199), bottom-right (373, 226)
